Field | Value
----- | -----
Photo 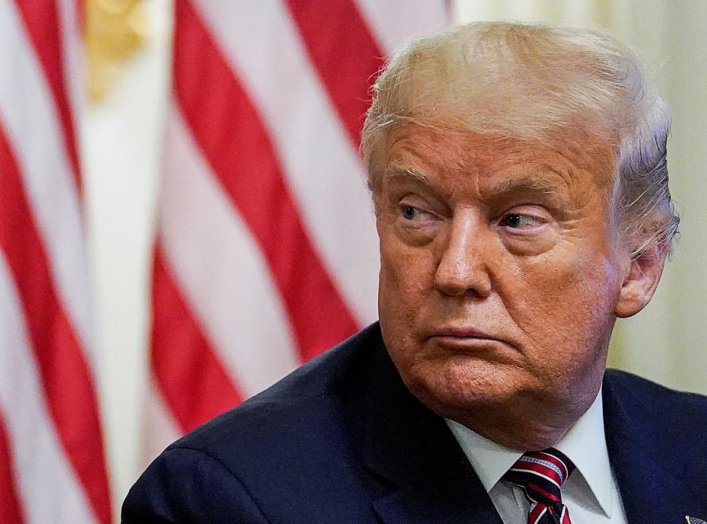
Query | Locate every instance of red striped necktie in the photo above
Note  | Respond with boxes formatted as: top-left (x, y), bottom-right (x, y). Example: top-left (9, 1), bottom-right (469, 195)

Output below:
top-left (503, 448), bottom-right (576, 524)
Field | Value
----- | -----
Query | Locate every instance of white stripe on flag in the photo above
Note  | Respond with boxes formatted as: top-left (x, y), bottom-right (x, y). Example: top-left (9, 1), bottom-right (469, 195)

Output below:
top-left (0, 252), bottom-right (94, 524)
top-left (160, 107), bottom-right (300, 395)
top-left (56, 0), bottom-right (86, 158)
top-left (354, 0), bottom-right (449, 55)
top-left (142, 378), bottom-right (182, 466)
top-left (0, 0), bottom-right (93, 360)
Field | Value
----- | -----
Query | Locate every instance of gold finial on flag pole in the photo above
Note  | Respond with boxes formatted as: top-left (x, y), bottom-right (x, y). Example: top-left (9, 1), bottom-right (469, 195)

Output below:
top-left (85, 0), bottom-right (147, 102)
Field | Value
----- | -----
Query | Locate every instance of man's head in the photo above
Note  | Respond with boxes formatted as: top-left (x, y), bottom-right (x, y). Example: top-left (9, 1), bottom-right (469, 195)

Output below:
top-left (362, 22), bottom-right (678, 450)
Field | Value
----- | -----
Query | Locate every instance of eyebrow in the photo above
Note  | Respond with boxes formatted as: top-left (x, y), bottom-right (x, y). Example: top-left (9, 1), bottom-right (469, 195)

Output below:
top-left (384, 165), bottom-right (570, 200)
top-left (385, 166), bottom-right (430, 183)
top-left (383, 167), bottom-right (434, 186)
top-left (483, 173), bottom-right (566, 198)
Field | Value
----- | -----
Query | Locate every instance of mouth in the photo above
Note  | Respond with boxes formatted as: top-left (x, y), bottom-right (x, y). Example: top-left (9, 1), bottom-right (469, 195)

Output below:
top-left (425, 327), bottom-right (507, 350)
top-left (429, 326), bottom-right (496, 339)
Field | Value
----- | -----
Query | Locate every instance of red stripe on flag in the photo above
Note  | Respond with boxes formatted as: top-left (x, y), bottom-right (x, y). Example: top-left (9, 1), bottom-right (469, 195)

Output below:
top-left (174, 1), bottom-right (358, 360)
top-left (0, 412), bottom-right (25, 524)
top-left (285, 0), bottom-right (385, 145)
top-left (13, 0), bottom-right (82, 190)
top-left (0, 123), bottom-right (111, 524)
top-left (151, 247), bottom-right (243, 432)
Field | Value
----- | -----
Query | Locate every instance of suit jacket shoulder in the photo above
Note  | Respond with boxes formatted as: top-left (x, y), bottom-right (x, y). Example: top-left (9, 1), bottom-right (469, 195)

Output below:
top-left (123, 324), bottom-right (500, 523)
top-left (123, 324), bottom-right (384, 522)
top-left (603, 369), bottom-right (707, 522)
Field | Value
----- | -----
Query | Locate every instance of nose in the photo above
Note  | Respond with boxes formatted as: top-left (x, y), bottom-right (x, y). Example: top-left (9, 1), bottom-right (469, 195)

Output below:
top-left (433, 212), bottom-right (493, 298)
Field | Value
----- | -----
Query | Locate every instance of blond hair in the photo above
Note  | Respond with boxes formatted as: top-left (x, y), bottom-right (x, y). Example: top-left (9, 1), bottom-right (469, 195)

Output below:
top-left (361, 22), bottom-right (678, 257)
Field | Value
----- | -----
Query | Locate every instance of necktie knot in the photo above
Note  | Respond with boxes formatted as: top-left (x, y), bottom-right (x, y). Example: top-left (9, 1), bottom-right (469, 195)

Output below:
top-left (504, 448), bottom-right (576, 524)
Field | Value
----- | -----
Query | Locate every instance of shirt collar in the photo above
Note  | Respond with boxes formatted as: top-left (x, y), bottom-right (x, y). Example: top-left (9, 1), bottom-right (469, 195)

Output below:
top-left (445, 389), bottom-right (614, 517)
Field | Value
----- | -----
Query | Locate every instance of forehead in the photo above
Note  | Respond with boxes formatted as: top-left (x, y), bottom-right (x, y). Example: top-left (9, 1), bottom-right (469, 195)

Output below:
top-left (378, 124), bottom-right (616, 200)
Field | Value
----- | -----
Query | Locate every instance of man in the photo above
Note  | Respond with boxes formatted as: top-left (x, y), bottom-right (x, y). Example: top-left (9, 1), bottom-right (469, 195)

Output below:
top-left (123, 22), bottom-right (707, 523)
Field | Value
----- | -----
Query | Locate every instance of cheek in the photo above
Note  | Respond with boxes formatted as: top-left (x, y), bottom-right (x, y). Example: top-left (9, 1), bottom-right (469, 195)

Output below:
top-left (379, 235), bottom-right (435, 300)
top-left (505, 249), bottom-right (621, 354)
top-left (378, 235), bottom-right (437, 353)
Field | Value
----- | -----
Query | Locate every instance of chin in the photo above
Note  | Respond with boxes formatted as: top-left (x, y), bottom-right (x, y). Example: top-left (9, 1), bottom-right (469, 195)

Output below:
top-left (400, 358), bottom-right (525, 418)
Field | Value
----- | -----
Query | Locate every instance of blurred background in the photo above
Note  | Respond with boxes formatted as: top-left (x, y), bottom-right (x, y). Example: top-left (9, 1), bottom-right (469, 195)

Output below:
top-left (2, 1), bottom-right (705, 522)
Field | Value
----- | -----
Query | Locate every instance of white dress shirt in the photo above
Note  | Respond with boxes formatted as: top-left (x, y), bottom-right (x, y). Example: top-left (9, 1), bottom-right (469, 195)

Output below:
top-left (446, 390), bottom-right (628, 523)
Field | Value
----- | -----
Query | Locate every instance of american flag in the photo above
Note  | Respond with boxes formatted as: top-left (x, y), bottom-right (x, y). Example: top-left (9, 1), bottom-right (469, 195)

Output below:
top-left (0, 0), bottom-right (111, 523)
top-left (144, 1), bottom-right (449, 460)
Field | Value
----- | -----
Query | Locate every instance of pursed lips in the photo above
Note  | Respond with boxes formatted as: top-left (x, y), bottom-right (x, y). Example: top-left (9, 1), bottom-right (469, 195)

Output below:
top-left (426, 327), bottom-right (503, 344)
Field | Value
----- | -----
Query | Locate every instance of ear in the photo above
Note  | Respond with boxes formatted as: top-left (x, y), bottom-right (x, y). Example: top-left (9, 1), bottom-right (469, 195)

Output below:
top-left (614, 242), bottom-right (668, 318)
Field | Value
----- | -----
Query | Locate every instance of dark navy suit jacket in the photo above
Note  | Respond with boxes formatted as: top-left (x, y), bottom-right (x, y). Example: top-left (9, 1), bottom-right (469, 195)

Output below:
top-left (123, 324), bottom-right (707, 523)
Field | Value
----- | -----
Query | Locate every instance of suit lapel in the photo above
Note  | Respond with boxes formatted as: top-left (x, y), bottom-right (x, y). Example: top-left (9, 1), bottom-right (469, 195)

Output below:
top-left (603, 373), bottom-right (706, 523)
top-left (358, 341), bottom-right (503, 524)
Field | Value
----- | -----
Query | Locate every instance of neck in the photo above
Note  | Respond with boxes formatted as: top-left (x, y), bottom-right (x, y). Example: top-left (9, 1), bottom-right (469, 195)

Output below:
top-left (442, 389), bottom-right (599, 451)
top-left (459, 418), bottom-right (570, 451)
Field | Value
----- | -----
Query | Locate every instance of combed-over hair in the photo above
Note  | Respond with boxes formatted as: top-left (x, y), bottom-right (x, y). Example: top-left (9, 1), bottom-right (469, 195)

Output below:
top-left (361, 22), bottom-right (678, 257)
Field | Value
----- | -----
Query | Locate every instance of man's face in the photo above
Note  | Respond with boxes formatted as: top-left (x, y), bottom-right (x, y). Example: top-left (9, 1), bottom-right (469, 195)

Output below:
top-left (375, 124), bottom-right (628, 449)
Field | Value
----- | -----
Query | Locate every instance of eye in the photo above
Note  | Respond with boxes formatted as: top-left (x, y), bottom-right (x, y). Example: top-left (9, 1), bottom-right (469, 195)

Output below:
top-left (401, 205), bottom-right (422, 220)
top-left (395, 197), bottom-right (443, 243)
top-left (395, 195), bottom-right (444, 231)
top-left (399, 202), bottom-right (438, 222)
top-left (499, 212), bottom-right (546, 229)
top-left (496, 206), bottom-right (558, 255)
